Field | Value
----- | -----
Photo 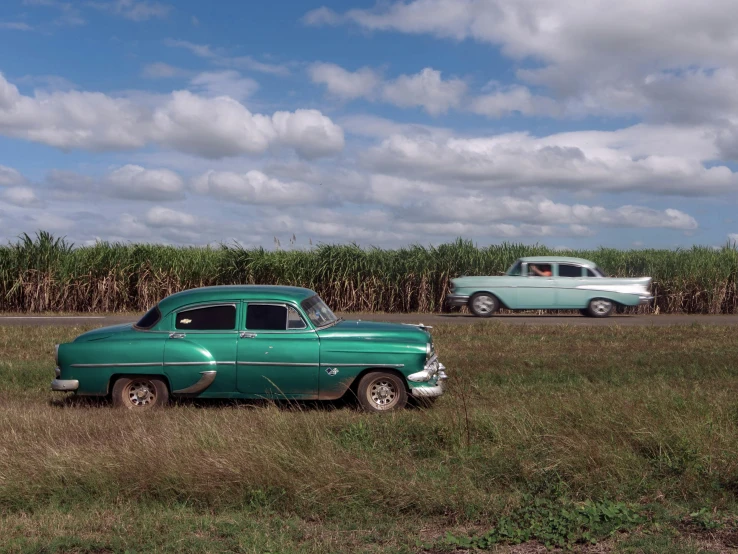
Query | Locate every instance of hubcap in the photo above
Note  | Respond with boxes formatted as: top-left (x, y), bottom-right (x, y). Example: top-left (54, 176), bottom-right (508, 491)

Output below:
top-left (126, 380), bottom-right (156, 407)
top-left (472, 295), bottom-right (495, 314)
top-left (369, 379), bottom-right (397, 407)
top-left (591, 300), bottom-right (612, 314)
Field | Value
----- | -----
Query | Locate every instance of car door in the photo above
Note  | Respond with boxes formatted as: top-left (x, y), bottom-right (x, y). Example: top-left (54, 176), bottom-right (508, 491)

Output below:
top-left (516, 262), bottom-right (557, 308)
top-left (163, 302), bottom-right (239, 395)
top-left (553, 263), bottom-right (587, 308)
top-left (236, 302), bottom-right (320, 399)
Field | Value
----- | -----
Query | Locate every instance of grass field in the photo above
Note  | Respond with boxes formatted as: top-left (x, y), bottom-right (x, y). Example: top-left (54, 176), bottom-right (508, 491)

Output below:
top-left (2, 232), bottom-right (737, 314)
top-left (1, 323), bottom-right (738, 553)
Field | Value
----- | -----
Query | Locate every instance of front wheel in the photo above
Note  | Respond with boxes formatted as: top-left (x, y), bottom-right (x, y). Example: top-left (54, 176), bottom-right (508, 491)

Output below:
top-left (112, 376), bottom-right (169, 410)
top-left (357, 371), bottom-right (408, 413)
top-left (586, 298), bottom-right (614, 318)
top-left (469, 292), bottom-right (499, 317)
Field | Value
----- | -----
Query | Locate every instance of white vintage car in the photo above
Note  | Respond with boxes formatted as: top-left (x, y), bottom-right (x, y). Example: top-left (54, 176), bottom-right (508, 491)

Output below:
top-left (446, 256), bottom-right (653, 317)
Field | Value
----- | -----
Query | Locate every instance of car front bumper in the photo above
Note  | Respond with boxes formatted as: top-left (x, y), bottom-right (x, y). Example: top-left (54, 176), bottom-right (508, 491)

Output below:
top-left (446, 294), bottom-right (469, 307)
top-left (410, 368), bottom-right (448, 398)
top-left (51, 366), bottom-right (79, 391)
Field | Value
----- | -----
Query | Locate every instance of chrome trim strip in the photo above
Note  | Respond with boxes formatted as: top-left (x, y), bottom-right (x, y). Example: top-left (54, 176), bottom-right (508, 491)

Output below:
top-left (70, 362), bottom-right (163, 368)
top-left (237, 361), bottom-right (320, 367)
top-left (51, 378), bottom-right (79, 391)
top-left (319, 363), bottom-right (405, 368)
top-left (173, 370), bottom-right (217, 394)
top-left (164, 361), bottom-right (236, 366)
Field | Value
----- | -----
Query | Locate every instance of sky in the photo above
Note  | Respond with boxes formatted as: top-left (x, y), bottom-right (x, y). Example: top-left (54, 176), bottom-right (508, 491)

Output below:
top-left (0, 0), bottom-right (737, 250)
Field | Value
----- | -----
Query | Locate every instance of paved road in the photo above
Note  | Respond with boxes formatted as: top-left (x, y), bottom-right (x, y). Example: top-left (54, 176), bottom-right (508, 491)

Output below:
top-left (1, 313), bottom-right (737, 327)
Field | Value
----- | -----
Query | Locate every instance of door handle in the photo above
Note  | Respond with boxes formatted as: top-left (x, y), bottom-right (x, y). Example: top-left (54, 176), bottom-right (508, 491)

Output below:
top-left (169, 332), bottom-right (186, 339)
top-left (240, 332), bottom-right (257, 339)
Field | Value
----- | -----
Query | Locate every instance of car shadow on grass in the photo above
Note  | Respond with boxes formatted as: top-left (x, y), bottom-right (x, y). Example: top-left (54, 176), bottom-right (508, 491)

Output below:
top-left (47, 393), bottom-right (435, 412)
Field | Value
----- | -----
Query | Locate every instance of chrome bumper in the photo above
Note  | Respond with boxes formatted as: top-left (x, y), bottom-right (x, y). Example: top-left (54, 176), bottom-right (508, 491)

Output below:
top-left (51, 378), bottom-right (79, 391)
top-left (411, 369), bottom-right (448, 398)
top-left (638, 295), bottom-right (654, 305)
top-left (446, 294), bottom-right (469, 307)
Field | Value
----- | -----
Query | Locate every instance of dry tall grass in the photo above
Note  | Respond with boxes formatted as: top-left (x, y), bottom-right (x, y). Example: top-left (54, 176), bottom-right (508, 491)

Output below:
top-left (1, 231), bottom-right (737, 313)
top-left (1, 323), bottom-right (738, 551)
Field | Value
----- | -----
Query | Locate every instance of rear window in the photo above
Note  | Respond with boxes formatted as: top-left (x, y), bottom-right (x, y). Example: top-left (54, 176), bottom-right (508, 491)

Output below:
top-left (558, 264), bottom-right (582, 277)
top-left (175, 305), bottom-right (236, 331)
top-left (135, 305), bottom-right (161, 330)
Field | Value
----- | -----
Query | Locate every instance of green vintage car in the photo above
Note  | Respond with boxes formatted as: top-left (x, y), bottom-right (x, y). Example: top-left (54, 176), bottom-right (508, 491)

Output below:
top-left (51, 286), bottom-right (447, 412)
top-left (447, 256), bottom-right (653, 318)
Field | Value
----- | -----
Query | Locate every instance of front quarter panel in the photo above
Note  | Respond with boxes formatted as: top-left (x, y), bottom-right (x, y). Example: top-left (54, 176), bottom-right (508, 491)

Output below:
top-left (316, 331), bottom-right (429, 400)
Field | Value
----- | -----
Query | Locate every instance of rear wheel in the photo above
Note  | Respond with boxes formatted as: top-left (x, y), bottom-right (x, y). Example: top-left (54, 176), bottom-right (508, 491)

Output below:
top-left (586, 298), bottom-right (614, 318)
top-left (357, 371), bottom-right (407, 413)
top-left (112, 376), bottom-right (169, 410)
top-left (469, 293), bottom-right (499, 317)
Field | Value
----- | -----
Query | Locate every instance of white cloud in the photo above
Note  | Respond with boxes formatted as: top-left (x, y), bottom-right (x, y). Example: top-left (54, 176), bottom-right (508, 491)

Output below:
top-left (0, 165), bottom-right (27, 187)
top-left (226, 56), bottom-right (291, 77)
top-left (164, 39), bottom-right (291, 76)
top-left (89, 0), bottom-right (171, 21)
top-left (189, 71), bottom-right (259, 101)
top-left (145, 206), bottom-right (196, 227)
top-left (412, 194), bottom-right (697, 230)
top-left (2, 186), bottom-right (39, 206)
top-left (0, 22), bottom-right (33, 31)
top-left (309, 63), bottom-right (380, 99)
top-left (163, 39), bottom-right (216, 58)
top-left (142, 62), bottom-right (188, 79)
top-left (362, 125), bottom-right (738, 196)
top-left (310, 64), bottom-right (467, 116)
top-left (25, 212), bottom-right (75, 231)
top-left (104, 165), bottom-right (185, 200)
top-left (192, 170), bottom-right (319, 205)
top-left (307, 1), bottom-right (738, 123)
top-left (0, 73), bottom-right (344, 159)
top-left (729, 233), bottom-right (738, 243)
top-left (471, 85), bottom-right (561, 118)
top-left (381, 68), bottom-right (466, 116)
top-left (270, 109), bottom-right (345, 159)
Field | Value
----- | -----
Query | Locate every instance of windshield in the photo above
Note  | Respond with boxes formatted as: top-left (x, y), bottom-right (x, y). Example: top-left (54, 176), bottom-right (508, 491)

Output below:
top-left (301, 295), bottom-right (339, 328)
top-left (506, 260), bottom-right (522, 276)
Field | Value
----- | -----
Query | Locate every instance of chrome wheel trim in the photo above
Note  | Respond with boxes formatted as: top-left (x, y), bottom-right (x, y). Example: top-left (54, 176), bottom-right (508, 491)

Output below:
top-left (368, 378), bottom-right (398, 408)
top-left (125, 379), bottom-right (157, 407)
top-left (472, 294), bottom-right (495, 314)
top-left (591, 299), bottom-right (612, 315)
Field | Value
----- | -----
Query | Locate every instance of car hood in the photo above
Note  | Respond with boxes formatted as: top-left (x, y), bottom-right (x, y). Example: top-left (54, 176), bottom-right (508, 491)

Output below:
top-left (73, 323), bottom-right (134, 342)
top-left (316, 319), bottom-right (430, 342)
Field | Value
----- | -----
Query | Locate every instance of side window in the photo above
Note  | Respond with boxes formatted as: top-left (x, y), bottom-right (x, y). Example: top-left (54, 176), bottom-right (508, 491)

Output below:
top-left (558, 264), bottom-right (583, 278)
top-left (528, 264), bottom-right (552, 277)
top-left (247, 304), bottom-right (287, 331)
top-left (287, 307), bottom-right (307, 329)
top-left (586, 268), bottom-right (597, 277)
top-left (175, 305), bottom-right (236, 330)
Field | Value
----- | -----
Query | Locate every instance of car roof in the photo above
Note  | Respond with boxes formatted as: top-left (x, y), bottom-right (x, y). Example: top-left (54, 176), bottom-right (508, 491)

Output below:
top-left (517, 256), bottom-right (597, 267)
top-left (157, 285), bottom-right (317, 313)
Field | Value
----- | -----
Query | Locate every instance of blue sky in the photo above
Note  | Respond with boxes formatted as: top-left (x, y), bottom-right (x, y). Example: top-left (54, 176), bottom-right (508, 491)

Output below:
top-left (0, 0), bottom-right (737, 249)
